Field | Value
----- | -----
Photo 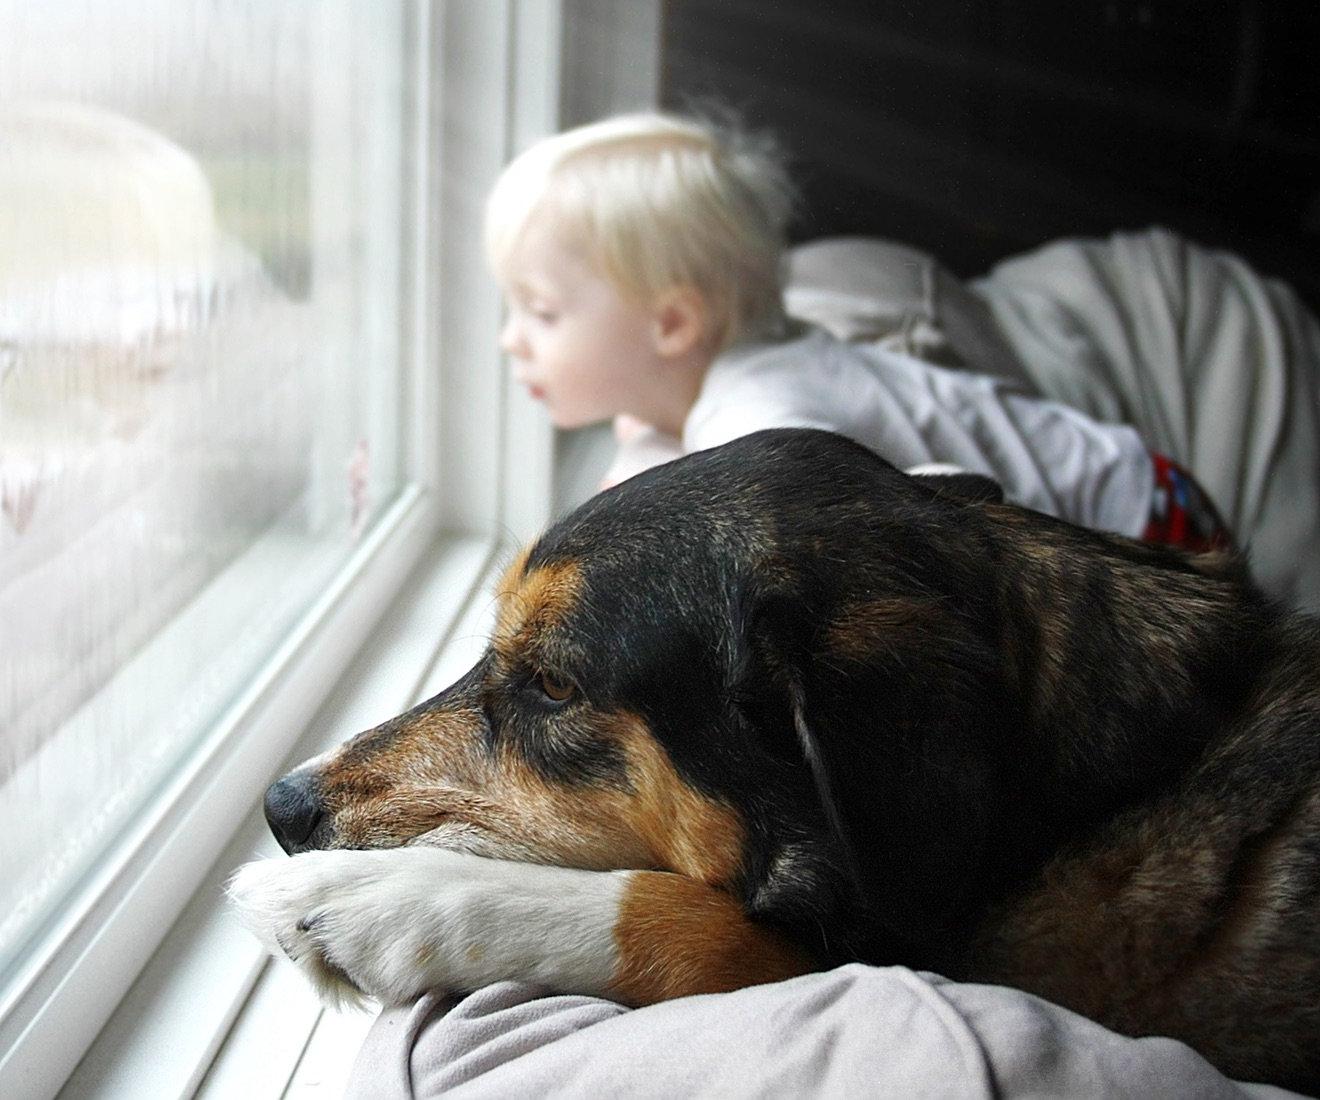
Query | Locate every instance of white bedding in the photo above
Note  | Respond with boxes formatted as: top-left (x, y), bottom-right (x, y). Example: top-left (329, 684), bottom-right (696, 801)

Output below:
top-left (787, 229), bottom-right (1320, 612)
top-left (972, 228), bottom-right (1320, 613)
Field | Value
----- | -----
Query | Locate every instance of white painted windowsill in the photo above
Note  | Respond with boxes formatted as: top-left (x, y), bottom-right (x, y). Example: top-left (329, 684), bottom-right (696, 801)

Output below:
top-left (58, 535), bottom-right (512, 1100)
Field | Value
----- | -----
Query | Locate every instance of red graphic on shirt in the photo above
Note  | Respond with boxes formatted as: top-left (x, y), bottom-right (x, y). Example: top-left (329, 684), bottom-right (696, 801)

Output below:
top-left (1141, 453), bottom-right (1232, 553)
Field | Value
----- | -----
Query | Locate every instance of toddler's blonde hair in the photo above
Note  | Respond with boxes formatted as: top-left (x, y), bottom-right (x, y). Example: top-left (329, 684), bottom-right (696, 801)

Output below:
top-left (485, 111), bottom-right (795, 351)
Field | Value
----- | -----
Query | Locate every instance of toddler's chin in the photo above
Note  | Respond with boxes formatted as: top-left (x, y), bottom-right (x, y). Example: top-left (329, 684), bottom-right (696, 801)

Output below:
top-left (550, 408), bottom-right (610, 432)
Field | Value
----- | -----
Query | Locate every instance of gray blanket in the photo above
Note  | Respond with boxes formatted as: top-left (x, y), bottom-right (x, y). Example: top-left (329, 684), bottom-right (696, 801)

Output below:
top-left (345, 965), bottom-right (1301, 1098)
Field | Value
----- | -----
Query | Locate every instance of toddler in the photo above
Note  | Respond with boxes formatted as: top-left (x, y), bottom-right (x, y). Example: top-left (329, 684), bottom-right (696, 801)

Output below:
top-left (485, 112), bottom-right (1228, 550)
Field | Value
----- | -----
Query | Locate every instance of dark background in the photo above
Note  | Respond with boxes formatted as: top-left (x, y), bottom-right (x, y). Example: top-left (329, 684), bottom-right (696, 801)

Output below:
top-left (661, 0), bottom-right (1319, 309)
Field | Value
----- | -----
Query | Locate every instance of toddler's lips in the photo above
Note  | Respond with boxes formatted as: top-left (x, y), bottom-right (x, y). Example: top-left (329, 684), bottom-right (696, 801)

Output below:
top-left (511, 367), bottom-right (546, 402)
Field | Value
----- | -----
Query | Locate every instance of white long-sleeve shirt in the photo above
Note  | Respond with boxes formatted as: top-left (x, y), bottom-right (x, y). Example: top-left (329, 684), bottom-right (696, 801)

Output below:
top-left (606, 327), bottom-right (1153, 537)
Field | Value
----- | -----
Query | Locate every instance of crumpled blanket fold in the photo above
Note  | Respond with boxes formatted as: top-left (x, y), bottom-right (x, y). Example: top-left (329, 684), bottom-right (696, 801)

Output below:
top-left (971, 228), bottom-right (1320, 612)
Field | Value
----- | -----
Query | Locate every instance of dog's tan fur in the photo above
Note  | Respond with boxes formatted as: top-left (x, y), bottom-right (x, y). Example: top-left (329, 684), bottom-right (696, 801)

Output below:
top-left (312, 557), bottom-right (746, 884)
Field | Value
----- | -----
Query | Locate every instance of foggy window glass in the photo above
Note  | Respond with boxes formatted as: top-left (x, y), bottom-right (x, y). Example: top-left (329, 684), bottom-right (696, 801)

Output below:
top-left (0, 0), bottom-right (412, 971)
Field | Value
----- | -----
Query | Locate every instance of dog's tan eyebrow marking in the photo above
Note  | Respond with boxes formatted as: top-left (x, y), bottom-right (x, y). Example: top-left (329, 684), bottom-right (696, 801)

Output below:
top-left (608, 871), bottom-right (813, 1004)
top-left (496, 545), bottom-right (533, 595)
top-left (492, 553), bottom-right (583, 660)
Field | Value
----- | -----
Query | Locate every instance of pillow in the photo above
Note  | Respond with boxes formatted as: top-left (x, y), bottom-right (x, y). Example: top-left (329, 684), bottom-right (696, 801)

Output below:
top-left (783, 236), bottom-right (1032, 389)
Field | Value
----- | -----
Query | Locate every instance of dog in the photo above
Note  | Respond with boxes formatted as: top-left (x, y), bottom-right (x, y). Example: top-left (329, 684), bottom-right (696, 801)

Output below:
top-left (231, 428), bottom-right (1320, 1092)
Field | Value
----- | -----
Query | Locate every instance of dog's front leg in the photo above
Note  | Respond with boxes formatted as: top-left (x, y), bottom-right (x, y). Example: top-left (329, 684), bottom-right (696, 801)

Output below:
top-left (228, 848), bottom-right (812, 1007)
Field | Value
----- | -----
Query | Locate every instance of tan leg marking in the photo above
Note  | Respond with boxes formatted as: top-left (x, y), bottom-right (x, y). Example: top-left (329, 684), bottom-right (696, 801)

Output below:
top-left (608, 871), bottom-right (814, 1005)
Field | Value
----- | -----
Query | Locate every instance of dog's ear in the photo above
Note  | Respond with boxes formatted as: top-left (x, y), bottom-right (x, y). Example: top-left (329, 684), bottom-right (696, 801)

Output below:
top-left (732, 567), bottom-right (1014, 974)
top-left (784, 675), bottom-right (863, 892)
top-left (907, 464), bottom-right (1004, 505)
top-left (725, 580), bottom-right (865, 955)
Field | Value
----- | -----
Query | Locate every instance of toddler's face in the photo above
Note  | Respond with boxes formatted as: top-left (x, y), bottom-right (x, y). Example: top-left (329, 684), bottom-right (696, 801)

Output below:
top-left (498, 222), bottom-right (659, 430)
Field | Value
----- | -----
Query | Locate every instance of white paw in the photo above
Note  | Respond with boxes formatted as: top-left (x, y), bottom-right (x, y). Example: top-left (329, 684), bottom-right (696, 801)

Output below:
top-left (228, 849), bottom-right (445, 1008)
top-left (227, 848), bottom-right (625, 1007)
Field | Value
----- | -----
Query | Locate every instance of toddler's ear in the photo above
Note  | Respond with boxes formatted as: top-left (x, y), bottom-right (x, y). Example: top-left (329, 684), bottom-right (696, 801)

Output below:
top-left (652, 286), bottom-right (707, 359)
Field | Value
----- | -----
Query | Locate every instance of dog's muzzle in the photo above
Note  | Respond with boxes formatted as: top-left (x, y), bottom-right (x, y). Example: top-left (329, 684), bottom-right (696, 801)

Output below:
top-left (264, 771), bottom-right (325, 854)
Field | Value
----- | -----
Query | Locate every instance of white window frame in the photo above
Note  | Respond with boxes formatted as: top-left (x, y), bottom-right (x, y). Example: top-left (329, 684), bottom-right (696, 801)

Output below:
top-left (0, 3), bottom-right (563, 1096)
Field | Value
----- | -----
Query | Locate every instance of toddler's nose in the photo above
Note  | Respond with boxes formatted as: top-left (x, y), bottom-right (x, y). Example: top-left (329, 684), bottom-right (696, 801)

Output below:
top-left (499, 318), bottom-right (526, 359)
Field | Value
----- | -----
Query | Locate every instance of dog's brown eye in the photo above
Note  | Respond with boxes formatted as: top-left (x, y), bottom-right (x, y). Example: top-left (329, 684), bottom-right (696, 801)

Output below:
top-left (537, 671), bottom-right (575, 703)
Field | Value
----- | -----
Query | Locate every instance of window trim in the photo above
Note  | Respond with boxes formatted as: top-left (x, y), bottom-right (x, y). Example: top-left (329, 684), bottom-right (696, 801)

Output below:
top-left (1, 490), bottom-right (447, 1099)
top-left (61, 532), bottom-right (506, 1099)
top-left (0, 1), bottom-right (565, 1094)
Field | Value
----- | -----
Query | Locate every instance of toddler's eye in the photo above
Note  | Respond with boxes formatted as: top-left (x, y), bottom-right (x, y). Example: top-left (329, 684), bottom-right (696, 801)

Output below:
top-left (536, 670), bottom-right (575, 704)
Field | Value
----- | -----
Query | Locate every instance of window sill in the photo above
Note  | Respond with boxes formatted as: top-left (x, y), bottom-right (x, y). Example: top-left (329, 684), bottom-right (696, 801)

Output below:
top-left (56, 534), bottom-right (509, 1099)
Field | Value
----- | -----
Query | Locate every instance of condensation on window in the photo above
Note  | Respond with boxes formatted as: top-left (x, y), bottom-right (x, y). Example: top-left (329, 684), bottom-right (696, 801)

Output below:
top-left (0, 0), bottom-right (410, 969)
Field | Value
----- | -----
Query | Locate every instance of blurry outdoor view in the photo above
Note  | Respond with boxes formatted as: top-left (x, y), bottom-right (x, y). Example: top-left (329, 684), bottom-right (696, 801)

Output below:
top-left (0, 0), bottom-right (411, 975)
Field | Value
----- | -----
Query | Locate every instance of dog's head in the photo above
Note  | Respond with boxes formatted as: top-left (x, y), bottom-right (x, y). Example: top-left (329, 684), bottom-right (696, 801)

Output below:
top-left (262, 428), bottom-right (1249, 965)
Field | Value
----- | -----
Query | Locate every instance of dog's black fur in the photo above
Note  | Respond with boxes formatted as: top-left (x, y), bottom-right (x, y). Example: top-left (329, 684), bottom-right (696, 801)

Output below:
top-left (266, 429), bottom-right (1320, 1091)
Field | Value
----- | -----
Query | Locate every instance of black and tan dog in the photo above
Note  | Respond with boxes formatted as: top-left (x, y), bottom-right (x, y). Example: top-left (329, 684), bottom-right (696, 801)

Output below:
top-left (232, 428), bottom-right (1320, 1092)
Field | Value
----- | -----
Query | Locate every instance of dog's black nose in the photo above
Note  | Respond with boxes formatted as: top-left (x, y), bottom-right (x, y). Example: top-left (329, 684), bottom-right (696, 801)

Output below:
top-left (263, 772), bottom-right (324, 853)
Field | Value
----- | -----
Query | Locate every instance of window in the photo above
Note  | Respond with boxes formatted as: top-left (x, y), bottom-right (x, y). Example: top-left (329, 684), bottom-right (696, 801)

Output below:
top-left (0, 0), bottom-right (412, 981)
top-left (0, 1), bottom-right (560, 1092)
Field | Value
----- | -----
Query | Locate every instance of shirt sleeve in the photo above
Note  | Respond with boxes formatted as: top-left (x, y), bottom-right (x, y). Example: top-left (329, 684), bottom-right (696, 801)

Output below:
top-left (685, 401), bottom-right (838, 453)
top-left (684, 340), bottom-right (847, 453)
